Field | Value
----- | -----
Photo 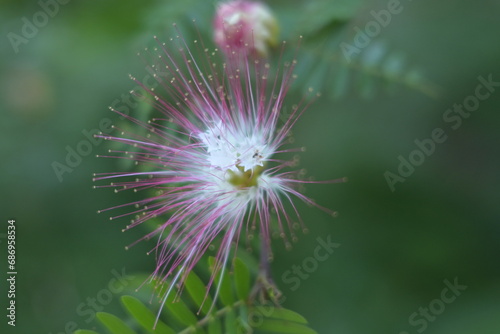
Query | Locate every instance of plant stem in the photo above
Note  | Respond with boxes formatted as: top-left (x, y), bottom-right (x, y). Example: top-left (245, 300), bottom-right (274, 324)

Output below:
top-left (260, 235), bottom-right (272, 281)
top-left (249, 235), bottom-right (282, 304)
top-left (178, 300), bottom-right (245, 334)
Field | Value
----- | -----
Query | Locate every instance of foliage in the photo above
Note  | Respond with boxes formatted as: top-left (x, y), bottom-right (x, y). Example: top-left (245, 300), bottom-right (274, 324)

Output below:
top-left (75, 257), bottom-right (317, 334)
top-left (298, 1), bottom-right (438, 99)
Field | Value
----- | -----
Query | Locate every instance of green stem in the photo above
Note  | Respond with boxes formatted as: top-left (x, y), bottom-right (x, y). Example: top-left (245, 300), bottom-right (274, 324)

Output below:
top-left (178, 300), bottom-right (245, 334)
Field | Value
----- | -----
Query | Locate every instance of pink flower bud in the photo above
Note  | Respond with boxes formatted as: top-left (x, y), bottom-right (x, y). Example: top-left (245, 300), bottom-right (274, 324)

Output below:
top-left (214, 0), bottom-right (279, 57)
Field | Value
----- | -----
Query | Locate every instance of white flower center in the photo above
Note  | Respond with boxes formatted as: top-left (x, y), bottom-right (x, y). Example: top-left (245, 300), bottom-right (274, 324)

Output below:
top-left (198, 122), bottom-right (270, 173)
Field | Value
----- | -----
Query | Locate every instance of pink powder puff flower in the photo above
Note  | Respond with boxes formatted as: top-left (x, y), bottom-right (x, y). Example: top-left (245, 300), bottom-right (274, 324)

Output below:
top-left (214, 0), bottom-right (279, 57)
top-left (94, 25), bottom-right (343, 323)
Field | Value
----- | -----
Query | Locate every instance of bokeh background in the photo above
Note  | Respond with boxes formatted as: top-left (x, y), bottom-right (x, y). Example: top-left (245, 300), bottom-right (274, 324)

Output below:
top-left (1, 0), bottom-right (500, 333)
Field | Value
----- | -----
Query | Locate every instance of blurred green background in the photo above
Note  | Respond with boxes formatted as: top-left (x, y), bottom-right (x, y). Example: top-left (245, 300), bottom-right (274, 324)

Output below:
top-left (1, 0), bottom-right (500, 333)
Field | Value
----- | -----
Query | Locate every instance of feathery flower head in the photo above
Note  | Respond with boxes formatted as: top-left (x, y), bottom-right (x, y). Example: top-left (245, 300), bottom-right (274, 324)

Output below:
top-left (214, 0), bottom-right (279, 57)
top-left (94, 24), bottom-right (342, 319)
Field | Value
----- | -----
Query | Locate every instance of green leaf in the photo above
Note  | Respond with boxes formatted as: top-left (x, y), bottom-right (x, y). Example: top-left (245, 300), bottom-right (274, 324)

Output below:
top-left (208, 256), bottom-right (234, 306)
top-left (121, 295), bottom-right (175, 334)
top-left (224, 308), bottom-right (237, 334)
top-left (237, 305), bottom-right (251, 334)
top-left (299, 0), bottom-right (363, 36)
top-left (96, 312), bottom-right (136, 334)
top-left (207, 316), bottom-right (223, 334)
top-left (164, 290), bottom-right (199, 326)
top-left (256, 307), bottom-right (308, 325)
top-left (74, 330), bottom-right (100, 334)
top-left (258, 318), bottom-right (318, 334)
top-left (184, 271), bottom-right (213, 316)
top-left (233, 258), bottom-right (251, 301)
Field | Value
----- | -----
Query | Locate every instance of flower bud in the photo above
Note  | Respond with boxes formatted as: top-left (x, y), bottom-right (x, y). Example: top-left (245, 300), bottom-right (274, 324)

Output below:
top-left (214, 0), bottom-right (279, 57)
